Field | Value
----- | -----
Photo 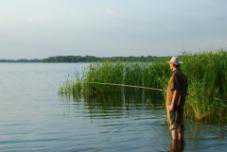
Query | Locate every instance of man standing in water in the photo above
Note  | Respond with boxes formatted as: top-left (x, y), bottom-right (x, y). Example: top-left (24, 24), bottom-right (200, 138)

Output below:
top-left (166, 56), bottom-right (188, 148)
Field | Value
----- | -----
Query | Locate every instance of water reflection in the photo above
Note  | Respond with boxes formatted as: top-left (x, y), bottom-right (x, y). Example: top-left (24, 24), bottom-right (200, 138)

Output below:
top-left (61, 87), bottom-right (227, 152)
top-left (169, 140), bottom-right (184, 152)
top-left (84, 89), bottom-right (164, 121)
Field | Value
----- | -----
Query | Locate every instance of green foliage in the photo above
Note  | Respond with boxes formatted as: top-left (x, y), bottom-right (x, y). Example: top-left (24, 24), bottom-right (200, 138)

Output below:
top-left (180, 51), bottom-right (227, 122)
top-left (59, 77), bottom-right (83, 99)
top-left (60, 50), bottom-right (227, 122)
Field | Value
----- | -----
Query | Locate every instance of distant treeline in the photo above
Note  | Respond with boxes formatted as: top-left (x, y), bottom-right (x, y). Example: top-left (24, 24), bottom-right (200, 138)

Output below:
top-left (0, 55), bottom-right (168, 63)
top-left (0, 59), bottom-right (40, 63)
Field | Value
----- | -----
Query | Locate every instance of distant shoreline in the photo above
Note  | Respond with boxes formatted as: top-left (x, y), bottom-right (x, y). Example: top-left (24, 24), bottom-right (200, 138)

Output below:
top-left (0, 55), bottom-right (168, 63)
top-left (1, 50), bottom-right (226, 63)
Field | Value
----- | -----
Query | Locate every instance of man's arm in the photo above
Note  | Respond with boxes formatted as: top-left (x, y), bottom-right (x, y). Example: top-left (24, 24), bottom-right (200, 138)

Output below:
top-left (168, 90), bottom-right (180, 112)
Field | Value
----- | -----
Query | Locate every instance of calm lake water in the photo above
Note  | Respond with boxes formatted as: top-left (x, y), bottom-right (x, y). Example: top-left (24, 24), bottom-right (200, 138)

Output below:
top-left (0, 63), bottom-right (226, 152)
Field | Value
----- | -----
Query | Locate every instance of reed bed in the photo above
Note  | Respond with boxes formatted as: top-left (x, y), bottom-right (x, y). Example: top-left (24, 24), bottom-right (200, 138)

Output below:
top-left (59, 51), bottom-right (227, 122)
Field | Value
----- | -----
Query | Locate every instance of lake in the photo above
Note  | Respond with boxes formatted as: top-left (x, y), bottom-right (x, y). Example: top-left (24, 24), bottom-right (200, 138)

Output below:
top-left (0, 63), bottom-right (226, 152)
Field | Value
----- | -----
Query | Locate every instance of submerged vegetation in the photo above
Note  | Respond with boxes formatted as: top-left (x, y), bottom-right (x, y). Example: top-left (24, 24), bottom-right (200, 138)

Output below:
top-left (59, 51), bottom-right (227, 123)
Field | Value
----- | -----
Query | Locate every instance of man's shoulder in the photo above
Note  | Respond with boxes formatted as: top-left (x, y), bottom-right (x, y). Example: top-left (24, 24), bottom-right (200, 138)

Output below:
top-left (174, 68), bottom-right (186, 76)
top-left (173, 68), bottom-right (181, 77)
top-left (174, 69), bottom-right (188, 84)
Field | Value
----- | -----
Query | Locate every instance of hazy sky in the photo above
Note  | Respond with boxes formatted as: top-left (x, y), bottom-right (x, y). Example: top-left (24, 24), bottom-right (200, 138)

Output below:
top-left (1, 0), bottom-right (227, 58)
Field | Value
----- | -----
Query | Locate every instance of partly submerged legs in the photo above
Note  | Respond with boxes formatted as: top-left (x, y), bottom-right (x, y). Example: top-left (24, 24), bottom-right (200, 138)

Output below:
top-left (169, 129), bottom-right (184, 152)
top-left (177, 108), bottom-right (184, 142)
top-left (171, 127), bottom-right (184, 142)
top-left (177, 127), bottom-right (184, 142)
top-left (171, 129), bottom-right (178, 141)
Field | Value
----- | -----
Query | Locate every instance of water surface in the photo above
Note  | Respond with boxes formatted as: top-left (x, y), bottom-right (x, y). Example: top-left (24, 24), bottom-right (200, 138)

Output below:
top-left (0, 63), bottom-right (226, 152)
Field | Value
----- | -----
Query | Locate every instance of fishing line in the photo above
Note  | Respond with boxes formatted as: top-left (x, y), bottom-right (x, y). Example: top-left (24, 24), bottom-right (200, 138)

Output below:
top-left (85, 81), bottom-right (227, 102)
top-left (85, 81), bottom-right (164, 92)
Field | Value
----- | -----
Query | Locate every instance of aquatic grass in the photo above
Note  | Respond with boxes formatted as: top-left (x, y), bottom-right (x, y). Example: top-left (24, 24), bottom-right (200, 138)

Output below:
top-left (59, 77), bottom-right (83, 99)
top-left (82, 62), bottom-right (125, 98)
top-left (60, 50), bottom-right (227, 122)
top-left (180, 51), bottom-right (227, 121)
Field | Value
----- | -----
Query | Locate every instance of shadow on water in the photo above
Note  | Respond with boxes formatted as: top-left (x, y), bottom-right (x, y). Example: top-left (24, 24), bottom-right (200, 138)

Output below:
top-left (60, 86), bottom-right (227, 152)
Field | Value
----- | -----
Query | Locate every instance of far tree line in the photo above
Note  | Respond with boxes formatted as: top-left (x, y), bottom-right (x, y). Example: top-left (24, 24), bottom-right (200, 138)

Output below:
top-left (0, 55), bottom-right (168, 63)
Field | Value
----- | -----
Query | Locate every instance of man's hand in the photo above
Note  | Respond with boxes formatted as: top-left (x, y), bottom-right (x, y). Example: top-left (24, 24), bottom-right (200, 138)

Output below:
top-left (167, 104), bottom-right (174, 112)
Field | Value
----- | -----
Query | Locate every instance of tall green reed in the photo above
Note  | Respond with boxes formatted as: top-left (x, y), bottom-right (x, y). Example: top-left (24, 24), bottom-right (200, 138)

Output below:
top-left (59, 50), bottom-right (227, 122)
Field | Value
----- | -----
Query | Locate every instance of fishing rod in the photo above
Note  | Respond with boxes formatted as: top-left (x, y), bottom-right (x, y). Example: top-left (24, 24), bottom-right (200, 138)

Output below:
top-left (85, 81), bottom-right (164, 92)
top-left (84, 81), bottom-right (227, 102)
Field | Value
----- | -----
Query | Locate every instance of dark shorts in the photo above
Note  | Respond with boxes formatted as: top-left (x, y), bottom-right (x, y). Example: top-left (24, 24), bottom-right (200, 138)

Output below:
top-left (168, 108), bottom-right (184, 130)
top-left (167, 96), bottom-right (185, 130)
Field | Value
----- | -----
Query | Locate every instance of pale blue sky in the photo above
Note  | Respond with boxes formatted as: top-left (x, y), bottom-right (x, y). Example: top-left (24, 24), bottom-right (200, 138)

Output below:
top-left (1, 0), bottom-right (227, 58)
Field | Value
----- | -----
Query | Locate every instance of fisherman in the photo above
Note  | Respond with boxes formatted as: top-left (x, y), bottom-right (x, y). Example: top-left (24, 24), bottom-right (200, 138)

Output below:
top-left (166, 56), bottom-right (188, 144)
